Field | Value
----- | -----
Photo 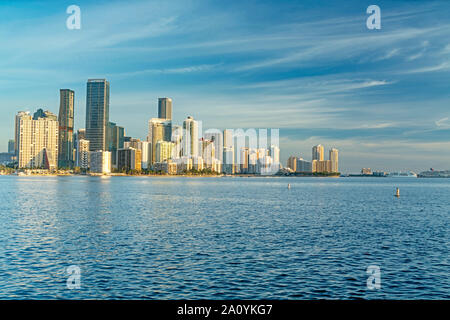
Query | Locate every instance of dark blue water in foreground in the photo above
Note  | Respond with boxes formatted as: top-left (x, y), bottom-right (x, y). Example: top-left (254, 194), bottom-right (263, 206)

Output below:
top-left (0, 176), bottom-right (448, 299)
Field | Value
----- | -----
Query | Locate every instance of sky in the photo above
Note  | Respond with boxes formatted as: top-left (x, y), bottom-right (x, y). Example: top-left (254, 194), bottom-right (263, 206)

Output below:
top-left (0, 0), bottom-right (449, 173)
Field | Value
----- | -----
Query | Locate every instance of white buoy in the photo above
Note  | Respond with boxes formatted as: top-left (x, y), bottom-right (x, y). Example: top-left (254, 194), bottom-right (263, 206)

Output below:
top-left (395, 188), bottom-right (400, 197)
top-left (288, 183), bottom-right (291, 189)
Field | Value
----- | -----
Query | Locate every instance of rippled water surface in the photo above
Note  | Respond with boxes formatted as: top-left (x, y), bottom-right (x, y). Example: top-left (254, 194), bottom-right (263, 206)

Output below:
top-left (0, 176), bottom-right (448, 299)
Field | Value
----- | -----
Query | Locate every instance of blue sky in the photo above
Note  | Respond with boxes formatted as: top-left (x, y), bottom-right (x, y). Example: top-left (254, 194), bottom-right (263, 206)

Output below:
top-left (1, 0), bottom-right (449, 172)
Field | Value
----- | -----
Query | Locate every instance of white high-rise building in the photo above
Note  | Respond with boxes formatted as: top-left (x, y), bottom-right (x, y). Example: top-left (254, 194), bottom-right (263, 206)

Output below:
top-left (182, 116), bottom-right (199, 157)
top-left (329, 148), bottom-right (339, 173)
top-left (223, 129), bottom-right (233, 149)
top-left (312, 144), bottom-right (324, 161)
top-left (138, 141), bottom-right (150, 169)
top-left (171, 125), bottom-right (183, 159)
top-left (90, 150), bottom-right (111, 174)
top-left (270, 145), bottom-right (280, 164)
top-left (15, 111), bottom-right (59, 170)
top-left (77, 139), bottom-right (90, 169)
top-left (205, 131), bottom-right (223, 162)
top-left (201, 138), bottom-right (215, 168)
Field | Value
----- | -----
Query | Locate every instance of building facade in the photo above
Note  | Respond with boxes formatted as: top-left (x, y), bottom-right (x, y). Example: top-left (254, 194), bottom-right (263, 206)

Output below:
top-left (76, 139), bottom-right (90, 169)
top-left (90, 151), bottom-right (111, 174)
top-left (312, 144), bottom-right (324, 161)
top-left (86, 79), bottom-right (110, 152)
top-left (329, 148), bottom-right (339, 173)
top-left (15, 111), bottom-right (59, 170)
top-left (148, 118), bottom-right (172, 165)
top-left (158, 97), bottom-right (172, 120)
top-left (117, 148), bottom-right (142, 172)
top-left (58, 89), bottom-right (75, 168)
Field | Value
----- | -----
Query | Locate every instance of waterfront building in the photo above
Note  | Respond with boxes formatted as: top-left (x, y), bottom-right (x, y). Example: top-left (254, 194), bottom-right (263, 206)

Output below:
top-left (58, 89), bottom-right (75, 168)
top-left (182, 116), bottom-right (199, 158)
top-left (148, 118), bottom-right (172, 165)
top-left (259, 155), bottom-right (275, 175)
top-left (86, 79), bottom-right (110, 152)
top-left (223, 147), bottom-right (235, 174)
top-left (313, 160), bottom-right (332, 173)
top-left (153, 160), bottom-right (177, 174)
top-left (76, 139), bottom-right (90, 169)
top-left (0, 152), bottom-right (14, 165)
top-left (329, 148), bottom-right (339, 173)
top-left (201, 138), bottom-right (215, 168)
top-left (270, 145), bottom-right (280, 163)
top-left (138, 141), bottom-right (150, 169)
top-left (223, 129), bottom-right (233, 149)
top-left (173, 156), bottom-right (193, 174)
top-left (15, 111), bottom-right (59, 170)
top-left (205, 131), bottom-right (223, 162)
top-left (248, 149), bottom-right (258, 174)
top-left (287, 156), bottom-right (298, 172)
top-left (192, 156), bottom-right (204, 171)
top-left (155, 141), bottom-right (174, 163)
top-left (106, 122), bottom-right (125, 168)
top-left (297, 158), bottom-right (312, 173)
top-left (211, 158), bottom-right (222, 173)
top-left (158, 98), bottom-right (172, 120)
top-left (270, 145), bottom-right (280, 172)
top-left (171, 125), bottom-right (183, 159)
top-left (90, 150), bottom-right (111, 174)
top-left (312, 144), bottom-right (324, 161)
top-left (240, 147), bottom-right (249, 173)
top-left (117, 148), bottom-right (142, 172)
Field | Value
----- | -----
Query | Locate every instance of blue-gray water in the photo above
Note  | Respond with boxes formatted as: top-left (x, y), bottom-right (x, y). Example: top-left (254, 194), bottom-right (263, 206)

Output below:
top-left (0, 176), bottom-right (448, 299)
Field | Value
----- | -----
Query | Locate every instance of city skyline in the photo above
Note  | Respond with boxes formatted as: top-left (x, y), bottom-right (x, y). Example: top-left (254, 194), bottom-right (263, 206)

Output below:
top-left (1, 0), bottom-right (450, 172)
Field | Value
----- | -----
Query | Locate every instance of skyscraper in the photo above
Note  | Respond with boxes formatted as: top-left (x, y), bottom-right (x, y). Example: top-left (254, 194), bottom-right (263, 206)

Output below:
top-left (223, 147), bottom-right (235, 174)
top-left (158, 98), bottom-right (172, 120)
top-left (205, 131), bottom-right (223, 163)
top-left (312, 144), bottom-right (324, 161)
top-left (33, 109), bottom-right (57, 121)
top-left (15, 111), bottom-right (59, 170)
top-left (148, 118), bottom-right (172, 165)
top-left (8, 140), bottom-right (14, 154)
top-left (287, 156), bottom-right (298, 172)
top-left (201, 138), bottom-right (215, 168)
top-left (223, 129), bottom-right (233, 149)
top-left (58, 89), bottom-right (75, 168)
top-left (329, 148), bottom-right (339, 173)
top-left (182, 116), bottom-right (199, 158)
top-left (86, 79), bottom-right (110, 152)
top-left (106, 122), bottom-right (125, 167)
top-left (76, 139), bottom-right (90, 169)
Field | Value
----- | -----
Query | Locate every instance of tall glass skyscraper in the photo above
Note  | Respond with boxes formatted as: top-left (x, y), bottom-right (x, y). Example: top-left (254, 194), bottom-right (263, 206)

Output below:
top-left (86, 79), bottom-right (110, 151)
top-left (158, 98), bottom-right (172, 120)
top-left (58, 89), bottom-right (75, 168)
